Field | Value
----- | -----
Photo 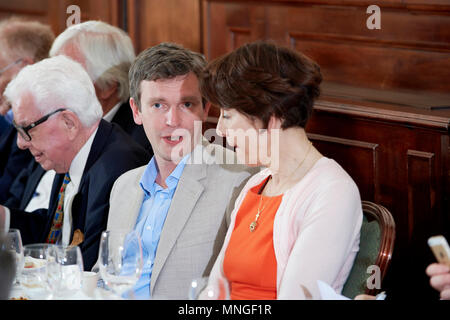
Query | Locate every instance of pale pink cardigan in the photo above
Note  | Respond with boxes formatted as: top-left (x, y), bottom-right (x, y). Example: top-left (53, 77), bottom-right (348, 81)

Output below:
top-left (206, 157), bottom-right (363, 299)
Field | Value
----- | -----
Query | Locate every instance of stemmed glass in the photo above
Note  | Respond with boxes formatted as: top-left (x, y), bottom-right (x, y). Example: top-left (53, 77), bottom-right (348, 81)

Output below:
top-left (47, 245), bottom-right (84, 298)
top-left (4, 229), bottom-right (24, 285)
top-left (98, 230), bottom-right (143, 299)
top-left (21, 243), bottom-right (54, 299)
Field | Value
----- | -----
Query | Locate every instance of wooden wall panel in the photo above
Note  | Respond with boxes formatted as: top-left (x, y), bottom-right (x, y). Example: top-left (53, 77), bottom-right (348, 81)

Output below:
top-left (128, 0), bottom-right (201, 54)
top-left (406, 150), bottom-right (436, 242)
top-left (291, 36), bottom-right (450, 93)
top-left (307, 133), bottom-right (379, 202)
top-left (0, 0), bottom-right (122, 40)
top-left (306, 100), bottom-right (449, 298)
top-left (203, 0), bottom-right (450, 95)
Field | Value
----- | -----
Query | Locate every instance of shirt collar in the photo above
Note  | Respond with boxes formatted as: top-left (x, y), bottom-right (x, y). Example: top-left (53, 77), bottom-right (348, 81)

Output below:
top-left (102, 102), bottom-right (122, 123)
top-left (139, 152), bottom-right (191, 197)
top-left (68, 127), bottom-right (98, 189)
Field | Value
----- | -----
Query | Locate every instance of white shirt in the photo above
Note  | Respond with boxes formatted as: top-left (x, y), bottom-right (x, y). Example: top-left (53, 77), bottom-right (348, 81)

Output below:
top-left (61, 127), bottom-right (97, 246)
top-left (1, 128), bottom-right (98, 244)
top-left (24, 170), bottom-right (56, 212)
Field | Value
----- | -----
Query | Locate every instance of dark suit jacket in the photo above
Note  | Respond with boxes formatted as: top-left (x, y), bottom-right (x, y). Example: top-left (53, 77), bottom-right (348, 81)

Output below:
top-left (112, 101), bottom-right (153, 156)
top-left (6, 120), bottom-right (150, 270)
top-left (3, 160), bottom-right (43, 208)
top-left (0, 125), bottom-right (33, 204)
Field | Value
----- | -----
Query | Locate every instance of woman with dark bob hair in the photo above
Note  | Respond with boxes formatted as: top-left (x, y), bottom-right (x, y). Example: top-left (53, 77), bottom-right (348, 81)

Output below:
top-left (200, 41), bottom-right (362, 300)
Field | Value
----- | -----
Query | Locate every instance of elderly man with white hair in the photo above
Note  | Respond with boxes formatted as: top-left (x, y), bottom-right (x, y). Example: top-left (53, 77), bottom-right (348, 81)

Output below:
top-left (5, 21), bottom-right (152, 222)
top-left (0, 55), bottom-right (149, 270)
top-left (50, 20), bottom-right (150, 151)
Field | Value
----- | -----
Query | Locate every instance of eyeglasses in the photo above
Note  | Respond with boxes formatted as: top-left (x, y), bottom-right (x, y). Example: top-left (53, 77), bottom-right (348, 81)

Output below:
top-left (13, 108), bottom-right (67, 142)
top-left (0, 58), bottom-right (23, 75)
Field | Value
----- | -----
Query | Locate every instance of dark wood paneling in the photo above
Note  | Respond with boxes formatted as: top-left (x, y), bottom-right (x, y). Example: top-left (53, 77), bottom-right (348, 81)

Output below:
top-left (0, 0), bottom-right (122, 40)
top-left (203, 0), bottom-right (450, 95)
top-left (306, 100), bottom-right (449, 298)
top-left (128, 0), bottom-right (201, 54)
top-left (307, 133), bottom-right (379, 202)
top-left (406, 150), bottom-right (436, 242)
top-left (291, 36), bottom-right (450, 93)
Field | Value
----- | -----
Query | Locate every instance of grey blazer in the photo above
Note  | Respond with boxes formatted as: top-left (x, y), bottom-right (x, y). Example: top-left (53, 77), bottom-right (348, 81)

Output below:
top-left (106, 141), bottom-right (256, 299)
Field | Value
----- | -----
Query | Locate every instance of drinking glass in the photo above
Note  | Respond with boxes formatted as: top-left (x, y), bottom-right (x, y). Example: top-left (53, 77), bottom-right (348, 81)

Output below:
top-left (47, 245), bottom-right (84, 298)
top-left (21, 243), bottom-right (54, 299)
top-left (4, 229), bottom-right (24, 285)
top-left (98, 230), bottom-right (143, 298)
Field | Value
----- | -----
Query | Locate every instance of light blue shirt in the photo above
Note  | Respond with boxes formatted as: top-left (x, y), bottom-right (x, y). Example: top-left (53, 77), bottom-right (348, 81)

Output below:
top-left (131, 154), bottom-right (189, 299)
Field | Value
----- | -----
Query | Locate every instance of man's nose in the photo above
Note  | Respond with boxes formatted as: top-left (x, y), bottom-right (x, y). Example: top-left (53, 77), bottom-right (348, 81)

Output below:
top-left (166, 106), bottom-right (181, 127)
top-left (16, 132), bottom-right (30, 150)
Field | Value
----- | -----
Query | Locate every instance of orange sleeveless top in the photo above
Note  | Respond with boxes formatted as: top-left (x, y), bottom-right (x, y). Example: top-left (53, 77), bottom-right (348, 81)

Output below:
top-left (223, 177), bottom-right (283, 300)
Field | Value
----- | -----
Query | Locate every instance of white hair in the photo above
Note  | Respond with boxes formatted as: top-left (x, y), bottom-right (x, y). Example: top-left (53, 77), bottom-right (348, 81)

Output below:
top-left (50, 20), bottom-right (135, 102)
top-left (4, 55), bottom-right (102, 127)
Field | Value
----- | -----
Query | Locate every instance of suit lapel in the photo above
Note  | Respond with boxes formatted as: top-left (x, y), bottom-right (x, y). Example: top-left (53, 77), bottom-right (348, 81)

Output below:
top-left (71, 120), bottom-right (112, 238)
top-left (112, 171), bottom-right (145, 233)
top-left (150, 162), bottom-right (206, 293)
top-left (81, 120), bottom-right (112, 180)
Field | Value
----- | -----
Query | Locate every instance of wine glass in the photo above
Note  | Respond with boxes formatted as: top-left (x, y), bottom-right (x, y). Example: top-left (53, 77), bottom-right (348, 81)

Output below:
top-left (98, 230), bottom-right (143, 299)
top-left (4, 229), bottom-right (24, 285)
top-left (21, 243), bottom-right (54, 299)
top-left (47, 245), bottom-right (84, 299)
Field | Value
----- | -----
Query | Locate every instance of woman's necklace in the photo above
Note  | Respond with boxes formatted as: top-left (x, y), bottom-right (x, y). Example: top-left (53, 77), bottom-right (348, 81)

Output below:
top-left (249, 141), bottom-right (313, 233)
top-left (249, 176), bottom-right (271, 232)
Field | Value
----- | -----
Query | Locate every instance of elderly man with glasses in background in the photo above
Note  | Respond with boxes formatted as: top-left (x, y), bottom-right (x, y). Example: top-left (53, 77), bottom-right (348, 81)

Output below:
top-left (0, 17), bottom-right (55, 204)
top-left (0, 55), bottom-right (149, 270)
top-left (4, 20), bottom-right (153, 222)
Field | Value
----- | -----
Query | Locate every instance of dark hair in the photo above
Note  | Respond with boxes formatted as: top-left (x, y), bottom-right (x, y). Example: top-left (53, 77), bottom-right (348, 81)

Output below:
top-left (200, 41), bottom-right (322, 129)
top-left (129, 42), bottom-right (207, 110)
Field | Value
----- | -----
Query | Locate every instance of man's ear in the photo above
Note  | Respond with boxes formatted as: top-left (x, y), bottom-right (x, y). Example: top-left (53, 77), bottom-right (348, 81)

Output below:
top-left (61, 110), bottom-right (80, 140)
top-left (129, 97), bottom-right (143, 125)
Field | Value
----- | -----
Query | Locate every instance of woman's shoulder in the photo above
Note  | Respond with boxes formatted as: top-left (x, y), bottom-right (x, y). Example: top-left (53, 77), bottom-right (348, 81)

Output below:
top-left (288, 157), bottom-right (360, 198)
top-left (309, 157), bottom-right (355, 184)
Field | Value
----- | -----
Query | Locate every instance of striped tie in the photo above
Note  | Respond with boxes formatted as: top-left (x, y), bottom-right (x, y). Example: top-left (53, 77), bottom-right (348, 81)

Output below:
top-left (46, 173), bottom-right (71, 244)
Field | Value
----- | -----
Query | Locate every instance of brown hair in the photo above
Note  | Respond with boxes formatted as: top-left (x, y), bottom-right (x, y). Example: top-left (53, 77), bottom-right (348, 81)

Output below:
top-left (0, 17), bottom-right (55, 62)
top-left (129, 42), bottom-right (207, 110)
top-left (200, 41), bottom-right (322, 129)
